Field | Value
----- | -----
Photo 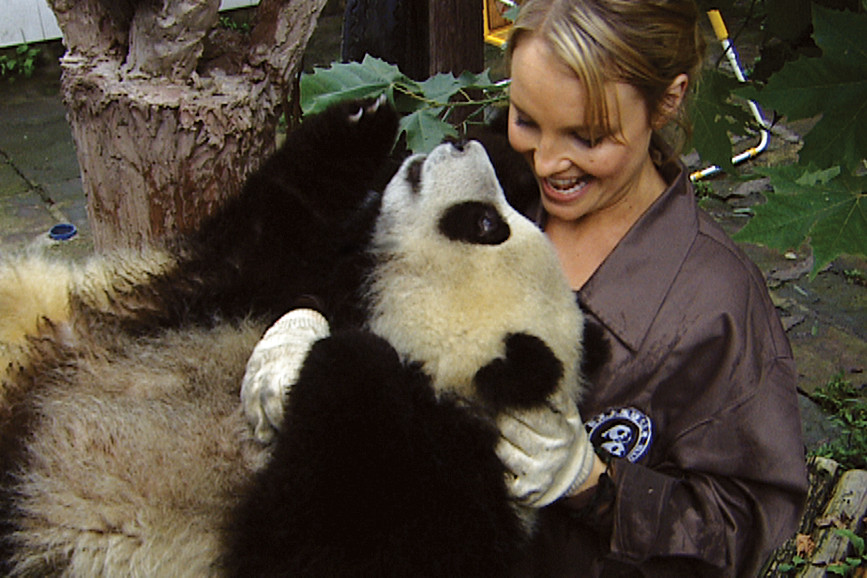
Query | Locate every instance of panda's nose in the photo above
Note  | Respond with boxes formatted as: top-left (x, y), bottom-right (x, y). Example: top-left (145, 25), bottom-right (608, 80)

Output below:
top-left (448, 139), bottom-right (468, 153)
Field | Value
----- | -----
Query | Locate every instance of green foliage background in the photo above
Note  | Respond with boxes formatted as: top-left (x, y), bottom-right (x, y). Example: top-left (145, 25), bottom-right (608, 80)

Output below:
top-left (301, 1), bottom-right (866, 274)
top-left (716, 2), bottom-right (867, 276)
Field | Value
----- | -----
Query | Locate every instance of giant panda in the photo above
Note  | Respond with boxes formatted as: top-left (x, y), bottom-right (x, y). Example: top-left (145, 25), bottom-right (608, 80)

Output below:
top-left (0, 98), bottom-right (584, 576)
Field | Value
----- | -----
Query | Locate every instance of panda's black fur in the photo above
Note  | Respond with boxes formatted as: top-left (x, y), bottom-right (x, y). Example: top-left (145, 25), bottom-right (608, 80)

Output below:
top-left (223, 330), bottom-right (527, 577)
top-left (0, 98), bottom-right (585, 576)
top-left (102, 97), bottom-right (400, 333)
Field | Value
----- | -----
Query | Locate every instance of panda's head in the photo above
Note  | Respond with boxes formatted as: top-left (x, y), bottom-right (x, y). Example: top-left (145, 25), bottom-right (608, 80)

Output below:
top-left (365, 140), bottom-right (584, 404)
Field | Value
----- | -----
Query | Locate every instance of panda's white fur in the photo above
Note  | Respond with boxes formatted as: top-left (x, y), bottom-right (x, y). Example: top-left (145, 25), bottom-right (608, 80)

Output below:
top-left (367, 140), bottom-right (583, 403)
top-left (0, 249), bottom-right (176, 351)
top-left (0, 110), bottom-right (584, 575)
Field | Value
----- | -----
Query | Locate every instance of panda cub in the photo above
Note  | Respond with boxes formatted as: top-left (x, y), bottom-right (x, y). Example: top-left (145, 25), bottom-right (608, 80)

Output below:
top-left (0, 99), bottom-right (584, 576)
top-left (224, 139), bottom-right (585, 575)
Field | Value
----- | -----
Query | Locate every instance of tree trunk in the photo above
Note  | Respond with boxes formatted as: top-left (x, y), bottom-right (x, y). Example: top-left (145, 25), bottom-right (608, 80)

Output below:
top-left (427, 0), bottom-right (484, 76)
top-left (47, 0), bottom-right (328, 251)
top-left (341, 0), bottom-right (483, 80)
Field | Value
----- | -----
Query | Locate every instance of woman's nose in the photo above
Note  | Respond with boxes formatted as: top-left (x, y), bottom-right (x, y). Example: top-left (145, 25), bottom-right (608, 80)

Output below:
top-left (533, 137), bottom-right (572, 176)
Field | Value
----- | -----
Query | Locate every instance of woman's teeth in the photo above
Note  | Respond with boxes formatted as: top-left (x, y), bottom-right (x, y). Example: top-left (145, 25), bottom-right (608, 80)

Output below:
top-left (546, 176), bottom-right (590, 195)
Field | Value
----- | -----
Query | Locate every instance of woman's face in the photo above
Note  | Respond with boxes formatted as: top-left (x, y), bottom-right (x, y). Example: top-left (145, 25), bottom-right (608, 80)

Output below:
top-left (508, 35), bottom-right (662, 225)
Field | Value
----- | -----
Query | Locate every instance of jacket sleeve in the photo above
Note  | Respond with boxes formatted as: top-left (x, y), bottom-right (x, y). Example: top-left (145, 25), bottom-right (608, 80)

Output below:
top-left (601, 355), bottom-right (808, 576)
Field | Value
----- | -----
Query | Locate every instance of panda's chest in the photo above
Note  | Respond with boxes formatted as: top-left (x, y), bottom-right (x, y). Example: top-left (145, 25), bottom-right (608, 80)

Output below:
top-left (366, 261), bottom-right (527, 398)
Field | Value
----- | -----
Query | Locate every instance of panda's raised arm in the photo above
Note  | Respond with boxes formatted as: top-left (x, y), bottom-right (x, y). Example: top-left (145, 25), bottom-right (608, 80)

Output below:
top-left (173, 96), bottom-right (400, 324)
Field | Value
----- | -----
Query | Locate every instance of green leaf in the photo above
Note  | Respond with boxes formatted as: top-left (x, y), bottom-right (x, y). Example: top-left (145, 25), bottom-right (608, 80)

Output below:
top-left (734, 166), bottom-right (867, 276)
top-left (690, 68), bottom-right (755, 174)
top-left (504, 5), bottom-right (520, 21)
top-left (737, 6), bottom-right (867, 171)
top-left (300, 56), bottom-right (413, 115)
top-left (455, 69), bottom-right (501, 92)
top-left (417, 73), bottom-right (464, 104)
top-left (833, 528), bottom-right (865, 554)
top-left (399, 110), bottom-right (458, 154)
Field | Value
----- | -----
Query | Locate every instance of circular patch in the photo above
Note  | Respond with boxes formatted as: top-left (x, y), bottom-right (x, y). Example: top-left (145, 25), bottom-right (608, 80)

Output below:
top-left (585, 407), bottom-right (653, 463)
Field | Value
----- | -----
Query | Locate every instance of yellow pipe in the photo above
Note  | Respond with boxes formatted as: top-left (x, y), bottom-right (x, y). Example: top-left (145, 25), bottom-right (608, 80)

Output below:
top-left (707, 9), bottom-right (729, 41)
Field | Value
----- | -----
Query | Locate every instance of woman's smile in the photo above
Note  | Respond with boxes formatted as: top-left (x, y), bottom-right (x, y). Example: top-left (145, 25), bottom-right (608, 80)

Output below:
top-left (541, 174), bottom-right (594, 204)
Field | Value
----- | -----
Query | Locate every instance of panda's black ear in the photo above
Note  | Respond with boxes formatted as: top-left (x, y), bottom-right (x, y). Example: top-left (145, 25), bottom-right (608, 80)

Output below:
top-left (438, 201), bottom-right (510, 245)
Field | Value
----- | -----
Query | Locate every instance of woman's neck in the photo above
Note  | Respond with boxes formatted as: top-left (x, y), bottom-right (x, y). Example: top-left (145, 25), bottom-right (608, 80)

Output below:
top-left (545, 163), bottom-right (668, 290)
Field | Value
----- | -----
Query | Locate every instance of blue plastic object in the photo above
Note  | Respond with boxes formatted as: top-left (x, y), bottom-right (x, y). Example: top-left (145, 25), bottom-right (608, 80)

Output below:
top-left (49, 223), bottom-right (78, 241)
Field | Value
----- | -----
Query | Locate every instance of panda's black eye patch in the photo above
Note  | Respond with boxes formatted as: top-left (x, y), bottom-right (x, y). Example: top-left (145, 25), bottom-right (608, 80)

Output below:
top-left (406, 158), bottom-right (424, 194)
top-left (438, 201), bottom-right (510, 245)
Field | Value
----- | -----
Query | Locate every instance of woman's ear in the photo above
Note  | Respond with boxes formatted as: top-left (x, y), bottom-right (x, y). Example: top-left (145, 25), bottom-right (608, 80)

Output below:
top-left (653, 73), bottom-right (689, 129)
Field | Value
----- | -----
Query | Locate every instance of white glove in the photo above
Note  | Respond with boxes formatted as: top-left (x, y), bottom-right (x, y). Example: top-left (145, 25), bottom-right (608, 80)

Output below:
top-left (495, 387), bottom-right (596, 507)
top-left (241, 308), bottom-right (330, 443)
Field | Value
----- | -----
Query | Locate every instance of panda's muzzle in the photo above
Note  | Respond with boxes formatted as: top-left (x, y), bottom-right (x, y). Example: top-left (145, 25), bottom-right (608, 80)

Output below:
top-left (438, 201), bottom-right (511, 245)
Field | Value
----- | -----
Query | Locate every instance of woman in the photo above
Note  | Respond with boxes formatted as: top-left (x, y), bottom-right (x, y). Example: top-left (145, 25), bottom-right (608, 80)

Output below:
top-left (495, 0), bottom-right (808, 575)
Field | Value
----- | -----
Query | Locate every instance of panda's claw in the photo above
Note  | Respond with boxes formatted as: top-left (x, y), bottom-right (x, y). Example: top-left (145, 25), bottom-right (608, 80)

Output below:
top-left (367, 93), bottom-right (387, 113)
top-left (348, 107), bottom-right (364, 124)
top-left (348, 94), bottom-right (388, 124)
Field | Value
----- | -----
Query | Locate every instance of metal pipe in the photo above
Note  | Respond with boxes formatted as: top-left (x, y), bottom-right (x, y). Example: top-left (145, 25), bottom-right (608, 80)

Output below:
top-left (690, 10), bottom-right (770, 182)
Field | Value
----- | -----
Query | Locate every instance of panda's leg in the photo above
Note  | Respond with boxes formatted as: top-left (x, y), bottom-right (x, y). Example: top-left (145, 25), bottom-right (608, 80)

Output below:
top-left (474, 332), bottom-right (564, 409)
top-left (35, 97), bottom-right (401, 333)
top-left (0, 248), bottom-right (180, 383)
top-left (217, 95), bottom-right (401, 233)
top-left (224, 329), bottom-right (529, 576)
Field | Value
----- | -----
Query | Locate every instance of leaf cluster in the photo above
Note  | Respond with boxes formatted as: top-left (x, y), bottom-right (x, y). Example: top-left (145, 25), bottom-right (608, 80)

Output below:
top-left (0, 44), bottom-right (41, 79)
top-left (825, 529), bottom-right (866, 575)
top-left (301, 55), bottom-right (508, 154)
top-left (692, 2), bottom-right (866, 276)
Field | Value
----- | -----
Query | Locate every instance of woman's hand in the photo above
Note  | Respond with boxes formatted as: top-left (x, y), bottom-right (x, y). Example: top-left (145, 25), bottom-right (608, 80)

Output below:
top-left (495, 387), bottom-right (602, 507)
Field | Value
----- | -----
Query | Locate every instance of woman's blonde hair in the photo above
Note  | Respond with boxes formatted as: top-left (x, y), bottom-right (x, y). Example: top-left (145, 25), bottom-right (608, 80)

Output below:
top-left (508, 0), bottom-right (705, 152)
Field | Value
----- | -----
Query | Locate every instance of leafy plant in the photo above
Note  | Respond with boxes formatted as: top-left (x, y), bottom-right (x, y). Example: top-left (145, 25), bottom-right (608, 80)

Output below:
top-left (219, 14), bottom-right (251, 34)
top-left (723, 4), bottom-right (867, 277)
top-left (689, 67), bottom-right (757, 175)
top-left (0, 43), bottom-right (41, 79)
top-left (734, 165), bottom-right (866, 273)
top-left (301, 55), bottom-right (508, 153)
top-left (825, 528), bottom-right (866, 575)
top-left (778, 554), bottom-right (807, 573)
top-left (808, 372), bottom-right (867, 470)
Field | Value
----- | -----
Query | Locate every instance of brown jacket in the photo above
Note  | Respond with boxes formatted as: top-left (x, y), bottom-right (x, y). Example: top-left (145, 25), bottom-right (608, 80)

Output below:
top-left (522, 162), bottom-right (808, 577)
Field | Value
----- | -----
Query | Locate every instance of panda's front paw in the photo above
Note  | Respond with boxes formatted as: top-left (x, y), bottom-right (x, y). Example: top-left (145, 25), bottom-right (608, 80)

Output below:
top-left (240, 309), bottom-right (331, 443)
top-left (329, 95), bottom-right (399, 159)
top-left (475, 333), bottom-right (563, 409)
top-left (347, 94), bottom-right (388, 124)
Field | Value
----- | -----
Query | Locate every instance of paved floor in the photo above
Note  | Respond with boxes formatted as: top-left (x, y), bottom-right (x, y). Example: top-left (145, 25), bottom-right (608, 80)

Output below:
top-left (0, 41), bottom-right (92, 261)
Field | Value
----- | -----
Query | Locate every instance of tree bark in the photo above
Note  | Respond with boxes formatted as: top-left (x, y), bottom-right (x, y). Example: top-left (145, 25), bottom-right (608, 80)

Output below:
top-left (427, 0), bottom-right (484, 76)
top-left (47, 0), bottom-right (328, 251)
top-left (341, 0), bottom-right (484, 80)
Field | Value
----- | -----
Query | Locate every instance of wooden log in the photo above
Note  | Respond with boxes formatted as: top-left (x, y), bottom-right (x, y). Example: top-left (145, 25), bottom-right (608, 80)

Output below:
top-left (760, 457), bottom-right (867, 576)
top-left (800, 468), bottom-right (867, 577)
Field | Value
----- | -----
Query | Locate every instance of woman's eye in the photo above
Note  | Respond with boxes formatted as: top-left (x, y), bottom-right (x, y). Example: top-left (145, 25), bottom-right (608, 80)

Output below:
top-left (573, 133), bottom-right (597, 148)
top-left (514, 114), bottom-right (535, 128)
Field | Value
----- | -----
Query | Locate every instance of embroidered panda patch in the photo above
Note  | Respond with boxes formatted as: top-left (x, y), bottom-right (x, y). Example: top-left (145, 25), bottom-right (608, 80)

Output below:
top-left (586, 407), bottom-right (653, 463)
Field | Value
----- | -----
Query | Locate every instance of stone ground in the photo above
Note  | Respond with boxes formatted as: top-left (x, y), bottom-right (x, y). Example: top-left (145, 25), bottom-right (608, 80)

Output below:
top-left (0, 12), bottom-right (864, 454)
